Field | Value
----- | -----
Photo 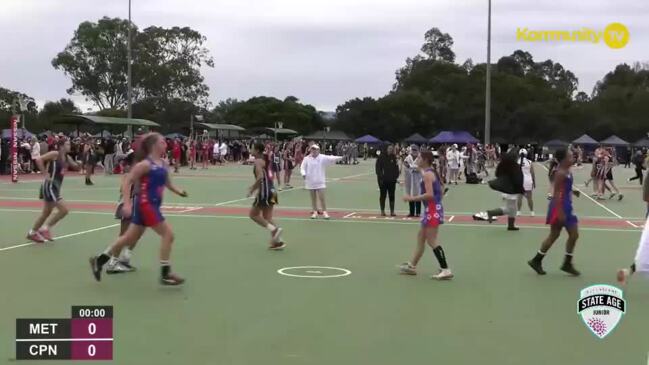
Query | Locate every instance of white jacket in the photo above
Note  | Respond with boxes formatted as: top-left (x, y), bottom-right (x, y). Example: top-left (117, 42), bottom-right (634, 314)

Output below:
top-left (300, 154), bottom-right (342, 190)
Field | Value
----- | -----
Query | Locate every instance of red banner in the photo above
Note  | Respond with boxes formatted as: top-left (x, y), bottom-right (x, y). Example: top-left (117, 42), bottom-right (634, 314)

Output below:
top-left (10, 115), bottom-right (18, 183)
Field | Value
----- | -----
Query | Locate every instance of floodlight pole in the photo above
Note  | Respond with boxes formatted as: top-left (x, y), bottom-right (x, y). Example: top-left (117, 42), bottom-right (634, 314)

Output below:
top-left (127, 0), bottom-right (133, 134)
top-left (484, 0), bottom-right (492, 145)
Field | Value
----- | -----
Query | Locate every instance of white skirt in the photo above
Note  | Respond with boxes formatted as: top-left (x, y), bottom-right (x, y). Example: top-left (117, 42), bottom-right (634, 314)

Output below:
top-left (633, 216), bottom-right (649, 272)
top-left (523, 175), bottom-right (534, 192)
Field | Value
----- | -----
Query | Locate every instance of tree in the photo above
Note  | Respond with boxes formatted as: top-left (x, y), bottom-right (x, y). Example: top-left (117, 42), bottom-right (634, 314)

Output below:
top-left (214, 97), bottom-right (323, 134)
top-left (52, 18), bottom-right (132, 109)
top-left (52, 17), bottom-right (214, 111)
top-left (36, 99), bottom-right (81, 131)
top-left (0, 87), bottom-right (38, 130)
top-left (134, 26), bottom-right (214, 107)
top-left (421, 28), bottom-right (455, 62)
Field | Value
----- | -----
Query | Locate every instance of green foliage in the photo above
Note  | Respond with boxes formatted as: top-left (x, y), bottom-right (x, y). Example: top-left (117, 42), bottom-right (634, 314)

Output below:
top-left (52, 17), bottom-right (214, 111)
top-left (211, 96), bottom-right (324, 134)
top-left (337, 26), bottom-right (649, 143)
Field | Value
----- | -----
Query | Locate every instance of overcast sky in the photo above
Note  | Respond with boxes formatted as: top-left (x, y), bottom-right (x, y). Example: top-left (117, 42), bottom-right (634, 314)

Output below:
top-left (1, 0), bottom-right (647, 111)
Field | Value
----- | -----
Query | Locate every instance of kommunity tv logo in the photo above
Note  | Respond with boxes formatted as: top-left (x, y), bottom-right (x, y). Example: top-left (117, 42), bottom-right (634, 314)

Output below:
top-left (517, 23), bottom-right (629, 49)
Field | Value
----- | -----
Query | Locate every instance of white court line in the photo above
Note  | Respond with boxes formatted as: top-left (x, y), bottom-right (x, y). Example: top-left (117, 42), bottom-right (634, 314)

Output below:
top-left (539, 164), bottom-right (639, 228)
top-left (342, 212), bottom-right (357, 219)
top-left (178, 207), bottom-right (203, 214)
top-left (213, 172), bottom-right (371, 207)
top-left (0, 209), bottom-right (640, 237)
top-left (0, 223), bottom-right (119, 252)
top-left (448, 215), bottom-right (455, 222)
top-left (0, 199), bottom-right (643, 221)
top-left (329, 172), bottom-right (372, 182)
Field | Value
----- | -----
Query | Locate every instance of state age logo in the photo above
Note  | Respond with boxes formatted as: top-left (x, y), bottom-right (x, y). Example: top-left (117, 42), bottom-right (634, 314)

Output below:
top-left (577, 285), bottom-right (626, 339)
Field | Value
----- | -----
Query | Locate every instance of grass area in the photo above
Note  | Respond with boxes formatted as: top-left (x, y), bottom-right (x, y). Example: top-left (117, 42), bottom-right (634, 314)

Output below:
top-left (0, 161), bottom-right (647, 364)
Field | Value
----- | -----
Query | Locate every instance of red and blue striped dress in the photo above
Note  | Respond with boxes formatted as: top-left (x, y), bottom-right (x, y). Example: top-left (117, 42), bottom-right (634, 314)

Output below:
top-left (131, 159), bottom-right (167, 227)
top-left (421, 168), bottom-right (444, 227)
top-left (546, 171), bottom-right (578, 227)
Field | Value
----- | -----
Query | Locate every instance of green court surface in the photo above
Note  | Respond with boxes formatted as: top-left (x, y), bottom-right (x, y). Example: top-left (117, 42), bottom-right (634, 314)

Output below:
top-left (1, 161), bottom-right (648, 364)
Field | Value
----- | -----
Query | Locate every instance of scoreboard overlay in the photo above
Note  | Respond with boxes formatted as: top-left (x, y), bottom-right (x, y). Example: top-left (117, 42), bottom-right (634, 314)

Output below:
top-left (16, 306), bottom-right (113, 361)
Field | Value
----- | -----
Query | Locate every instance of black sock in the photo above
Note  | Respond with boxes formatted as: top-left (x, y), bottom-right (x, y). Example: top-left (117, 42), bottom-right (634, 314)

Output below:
top-left (96, 253), bottom-right (111, 268)
top-left (507, 217), bottom-right (517, 228)
top-left (630, 263), bottom-right (636, 273)
top-left (533, 250), bottom-right (546, 262)
top-left (433, 246), bottom-right (448, 269)
top-left (564, 253), bottom-right (573, 265)
top-left (161, 261), bottom-right (171, 277)
top-left (487, 209), bottom-right (503, 218)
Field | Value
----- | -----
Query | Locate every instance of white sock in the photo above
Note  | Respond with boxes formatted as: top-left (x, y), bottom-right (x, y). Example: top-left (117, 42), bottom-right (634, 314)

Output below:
top-left (266, 224), bottom-right (277, 232)
top-left (119, 248), bottom-right (132, 262)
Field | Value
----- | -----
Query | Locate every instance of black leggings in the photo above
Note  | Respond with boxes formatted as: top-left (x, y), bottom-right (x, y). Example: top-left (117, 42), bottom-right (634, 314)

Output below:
top-left (379, 181), bottom-right (396, 214)
top-left (630, 167), bottom-right (644, 184)
top-left (409, 201), bottom-right (422, 216)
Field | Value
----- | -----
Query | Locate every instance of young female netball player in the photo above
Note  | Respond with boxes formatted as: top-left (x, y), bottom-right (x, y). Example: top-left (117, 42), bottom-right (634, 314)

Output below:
top-left (283, 142), bottom-right (295, 190)
top-left (399, 151), bottom-right (453, 280)
top-left (270, 144), bottom-right (283, 190)
top-left (89, 133), bottom-right (188, 285)
top-left (27, 139), bottom-right (80, 243)
top-left (248, 142), bottom-right (285, 250)
top-left (106, 151), bottom-right (137, 274)
top-left (528, 148), bottom-right (581, 276)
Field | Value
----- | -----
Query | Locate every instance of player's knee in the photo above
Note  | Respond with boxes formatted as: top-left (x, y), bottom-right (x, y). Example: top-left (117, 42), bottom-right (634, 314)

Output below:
top-left (165, 230), bottom-right (175, 243)
top-left (59, 206), bottom-right (69, 216)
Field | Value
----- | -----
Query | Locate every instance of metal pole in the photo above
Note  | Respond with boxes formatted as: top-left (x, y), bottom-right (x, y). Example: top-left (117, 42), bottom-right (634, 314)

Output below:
top-left (127, 0), bottom-right (133, 128)
top-left (190, 115), bottom-right (194, 140)
top-left (484, 0), bottom-right (492, 145)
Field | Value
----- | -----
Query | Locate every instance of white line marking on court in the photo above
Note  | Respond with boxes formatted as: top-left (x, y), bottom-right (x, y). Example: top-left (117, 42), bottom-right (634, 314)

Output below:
top-left (0, 224), bottom-right (119, 252)
top-left (278, 266), bottom-right (351, 278)
top-left (178, 207), bottom-right (203, 213)
top-left (448, 215), bottom-right (455, 222)
top-left (0, 209), bottom-right (641, 235)
top-left (329, 172), bottom-right (371, 182)
top-left (343, 212), bottom-right (356, 219)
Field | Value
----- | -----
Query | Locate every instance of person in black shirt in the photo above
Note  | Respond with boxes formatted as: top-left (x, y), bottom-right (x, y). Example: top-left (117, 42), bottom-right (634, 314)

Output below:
top-left (376, 145), bottom-right (400, 216)
top-left (629, 150), bottom-right (645, 185)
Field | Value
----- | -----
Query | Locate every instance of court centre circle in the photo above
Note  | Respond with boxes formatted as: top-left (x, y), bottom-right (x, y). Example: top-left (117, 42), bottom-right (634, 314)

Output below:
top-left (277, 266), bottom-right (352, 278)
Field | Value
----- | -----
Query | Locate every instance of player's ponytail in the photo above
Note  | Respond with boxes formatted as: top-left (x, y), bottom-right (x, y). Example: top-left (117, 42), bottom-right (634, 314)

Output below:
top-left (135, 133), bottom-right (160, 162)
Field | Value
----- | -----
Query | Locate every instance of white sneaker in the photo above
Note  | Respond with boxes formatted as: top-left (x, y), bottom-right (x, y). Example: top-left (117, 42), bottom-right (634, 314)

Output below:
top-left (530, 211), bottom-right (535, 217)
top-left (516, 211), bottom-right (521, 217)
top-left (310, 211), bottom-right (318, 219)
top-left (431, 269), bottom-right (454, 280)
top-left (322, 211), bottom-right (330, 220)
top-left (399, 263), bottom-right (417, 275)
top-left (106, 260), bottom-right (133, 275)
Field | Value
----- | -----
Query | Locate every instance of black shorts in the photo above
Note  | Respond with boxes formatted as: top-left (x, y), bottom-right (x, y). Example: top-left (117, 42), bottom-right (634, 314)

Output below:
top-left (606, 171), bottom-right (613, 181)
top-left (271, 162), bottom-right (282, 172)
top-left (253, 190), bottom-right (278, 207)
top-left (40, 181), bottom-right (61, 202)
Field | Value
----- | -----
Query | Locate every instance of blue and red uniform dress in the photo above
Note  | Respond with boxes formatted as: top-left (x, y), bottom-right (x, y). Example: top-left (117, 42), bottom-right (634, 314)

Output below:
top-left (546, 171), bottom-right (578, 227)
top-left (421, 168), bottom-right (444, 227)
top-left (131, 159), bottom-right (168, 227)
